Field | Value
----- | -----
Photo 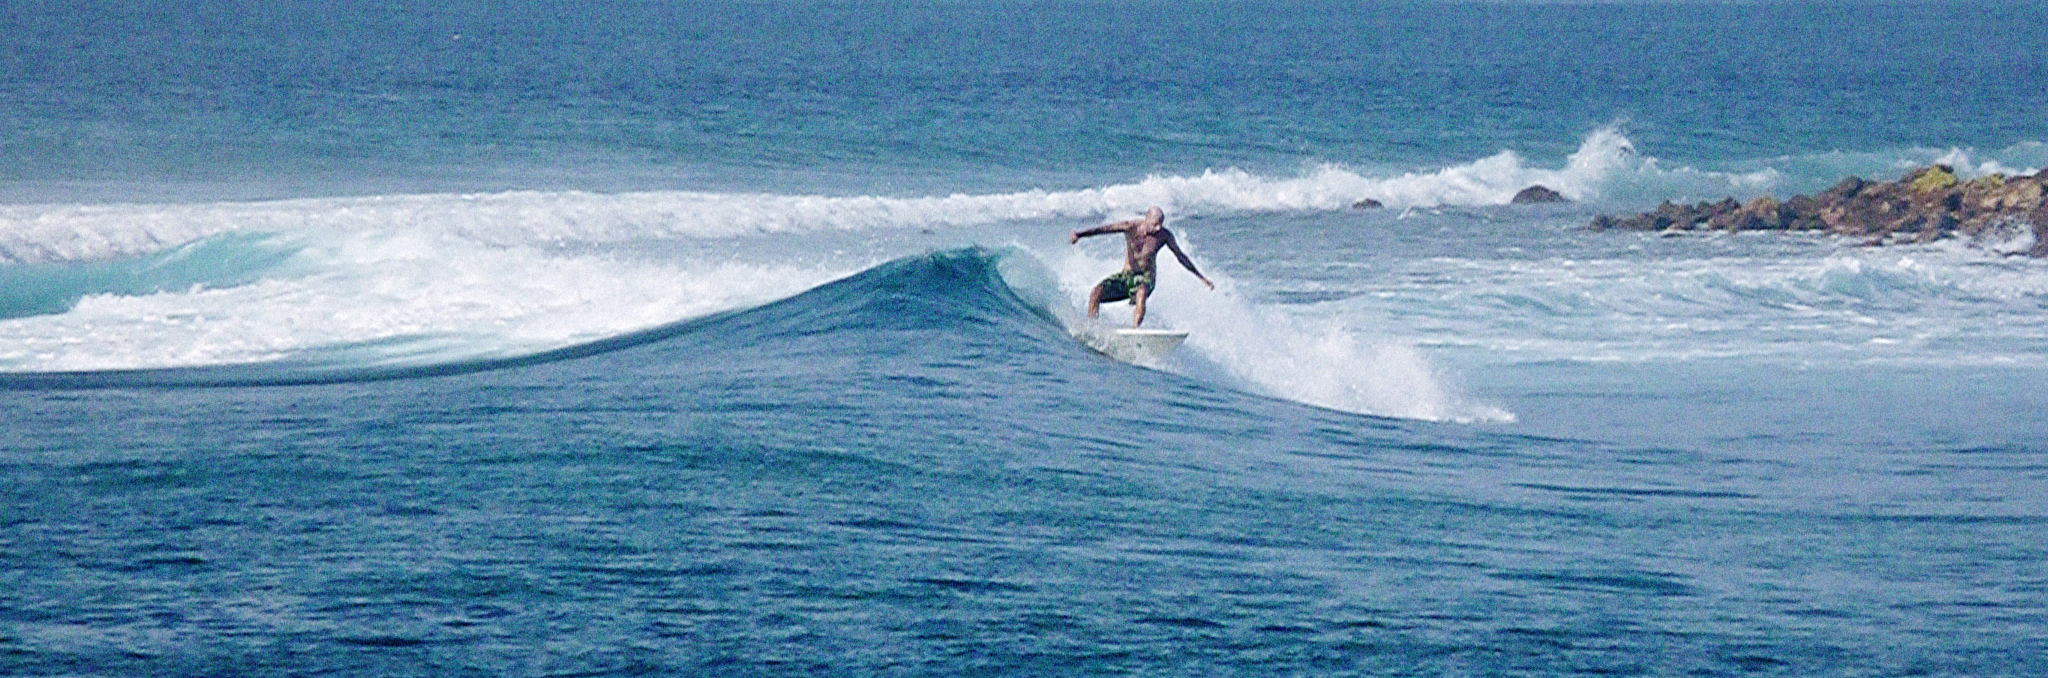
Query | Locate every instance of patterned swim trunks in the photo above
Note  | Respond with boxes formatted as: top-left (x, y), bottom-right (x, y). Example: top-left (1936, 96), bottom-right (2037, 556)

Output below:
top-left (1095, 270), bottom-right (1154, 303)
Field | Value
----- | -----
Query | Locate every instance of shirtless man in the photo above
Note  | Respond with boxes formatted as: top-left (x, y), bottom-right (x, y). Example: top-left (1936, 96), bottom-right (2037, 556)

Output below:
top-left (1068, 206), bottom-right (1214, 327)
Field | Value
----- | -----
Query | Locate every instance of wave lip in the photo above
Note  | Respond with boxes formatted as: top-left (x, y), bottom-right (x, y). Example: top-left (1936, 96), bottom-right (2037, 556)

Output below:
top-left (0, 248), bottom-right (1066, 388)
top-left (0, 232), bottom-right (300, 321)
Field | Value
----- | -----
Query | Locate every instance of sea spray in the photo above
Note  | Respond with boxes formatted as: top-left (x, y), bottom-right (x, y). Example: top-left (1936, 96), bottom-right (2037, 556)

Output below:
top-left (1157, 284), bottom-right (1514, 424)
top-left (1036, 245), bottom-right (1511, 423)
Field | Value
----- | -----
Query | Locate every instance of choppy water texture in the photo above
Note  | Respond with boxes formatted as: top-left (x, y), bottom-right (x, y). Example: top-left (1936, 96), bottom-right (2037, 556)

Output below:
top-left (5, 2), bottom-right (2048, 676)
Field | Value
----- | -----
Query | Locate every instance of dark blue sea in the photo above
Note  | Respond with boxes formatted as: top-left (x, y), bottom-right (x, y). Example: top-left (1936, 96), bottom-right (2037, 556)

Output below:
top-left (6, 2), bottom-right (2048, 675)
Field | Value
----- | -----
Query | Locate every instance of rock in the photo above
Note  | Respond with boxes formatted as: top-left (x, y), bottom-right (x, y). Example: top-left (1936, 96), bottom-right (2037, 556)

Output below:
top-left (1735, 196), bottom-right (1793, 230)
top-left (1784, 194), bottom-right (1826, 230)
top-left (1587, 164), bottom-right (2048, 255)
top-left (1985, 176), bottom-right (2044, 212)
top-left (1511, 185), bottom-right (1568, 204)
top-left (1352, 198), bottom-right (1384, 209)
top-left (1907, 164), bottom-right (1958, 194)
top-left (1819, 176), bottom-right (1869, 202)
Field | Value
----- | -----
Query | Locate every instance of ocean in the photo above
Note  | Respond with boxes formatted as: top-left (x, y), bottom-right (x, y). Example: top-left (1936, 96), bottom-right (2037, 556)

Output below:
top-left (5, 1), bottom-right (2047, 675)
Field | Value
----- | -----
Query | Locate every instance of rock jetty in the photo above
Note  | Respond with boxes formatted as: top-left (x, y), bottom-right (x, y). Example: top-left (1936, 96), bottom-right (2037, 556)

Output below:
top-left (1590, 165), bottom-right (2048, 256)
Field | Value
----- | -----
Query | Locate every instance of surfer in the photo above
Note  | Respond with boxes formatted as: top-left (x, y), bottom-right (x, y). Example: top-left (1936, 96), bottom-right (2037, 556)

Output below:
top-left (1069, 206), bottom-right (1214, 327)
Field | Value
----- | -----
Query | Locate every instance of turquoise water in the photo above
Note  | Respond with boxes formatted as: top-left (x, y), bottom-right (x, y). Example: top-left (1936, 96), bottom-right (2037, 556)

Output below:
top-left (5, 2), bottom-right (2048, 675)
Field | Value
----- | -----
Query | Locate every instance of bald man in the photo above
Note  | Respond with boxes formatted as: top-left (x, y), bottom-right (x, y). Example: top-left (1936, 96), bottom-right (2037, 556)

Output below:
top-left (1069, 207), bottom-right (1214, 327)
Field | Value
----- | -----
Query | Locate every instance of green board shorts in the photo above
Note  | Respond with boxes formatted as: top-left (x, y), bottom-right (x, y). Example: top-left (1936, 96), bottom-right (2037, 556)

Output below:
top-left (1095, 270), bottom-right (1154, 303)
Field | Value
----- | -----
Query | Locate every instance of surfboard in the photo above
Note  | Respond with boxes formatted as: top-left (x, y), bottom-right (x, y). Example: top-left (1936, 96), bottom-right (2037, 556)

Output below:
top-left (1079, 327), bottom-right (1189, 364)
top-left (1114, 328), bottom-right (1188, 354)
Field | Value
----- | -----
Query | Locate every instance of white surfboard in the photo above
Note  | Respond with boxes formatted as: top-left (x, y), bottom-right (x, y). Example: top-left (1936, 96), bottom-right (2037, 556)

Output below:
top-left (1079, 327), bottom-right (1189, 364)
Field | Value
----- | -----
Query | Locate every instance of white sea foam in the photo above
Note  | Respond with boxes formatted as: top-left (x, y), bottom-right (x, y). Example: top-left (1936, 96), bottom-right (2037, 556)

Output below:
top-left (1341, 239), bottom-right (2048, 368)
top-left (1041, 247), bottom-right (1512, 423)
top-left (0, 229), bottom-right (848, 372)
top-left (0, 127), bottom-right (1880, 266)
top-left (1177, 305), bottom-right (1516, 424)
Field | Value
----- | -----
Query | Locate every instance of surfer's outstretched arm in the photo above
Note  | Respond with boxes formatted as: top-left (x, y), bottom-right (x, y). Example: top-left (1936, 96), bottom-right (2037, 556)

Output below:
top-left (1069, 219), bottom-right (1138, 243)
top-left (1164, 234), bottom-right (1215, 290)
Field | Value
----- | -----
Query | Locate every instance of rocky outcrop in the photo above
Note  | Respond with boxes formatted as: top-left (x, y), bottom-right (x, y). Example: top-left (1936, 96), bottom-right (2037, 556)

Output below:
top-left (1511, 185), bottom-right (1568, 204)
top-left (1352, 198), bottom-right (1384, 209)
top-left (1591, 165), bottom-right (2048, 255)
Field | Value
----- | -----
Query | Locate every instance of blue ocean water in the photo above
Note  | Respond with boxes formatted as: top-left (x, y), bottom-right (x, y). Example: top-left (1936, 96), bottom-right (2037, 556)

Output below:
top-left (5, 2), bottom-right (2048, 675)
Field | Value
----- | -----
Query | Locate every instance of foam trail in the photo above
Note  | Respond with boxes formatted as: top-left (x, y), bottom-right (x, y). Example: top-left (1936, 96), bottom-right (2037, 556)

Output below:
top-left (1167, 289), bottom-right (1514, 424)
top-left (1039, 247), bottom-right (1511, 423)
